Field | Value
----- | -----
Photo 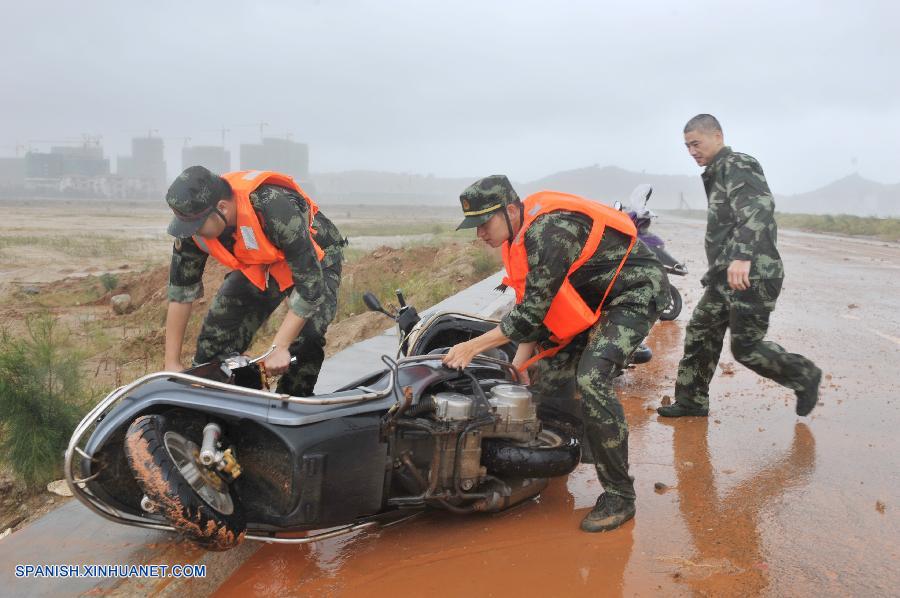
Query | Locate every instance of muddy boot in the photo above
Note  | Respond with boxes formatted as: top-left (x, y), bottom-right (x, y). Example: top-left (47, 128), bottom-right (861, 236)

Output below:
top-left (795, 367), bottom-right (822, 416)
top-left (657, 402), bottom-right (709, 417)
top-left (580, 493), bottom-right (636, 533)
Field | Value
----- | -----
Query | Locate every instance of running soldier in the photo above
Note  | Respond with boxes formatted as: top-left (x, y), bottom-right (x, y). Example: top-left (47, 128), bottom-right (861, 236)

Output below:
top-left (658, 114), bottom-right (822, 418)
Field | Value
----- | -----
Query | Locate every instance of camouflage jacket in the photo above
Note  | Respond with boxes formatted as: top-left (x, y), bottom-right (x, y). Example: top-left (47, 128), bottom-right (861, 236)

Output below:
top-left (167, 184), bottom-right (343, 318)
top-left (701, 146), bottom-right (784, 283)
top-left (499, 211), bottom-right (662, 343)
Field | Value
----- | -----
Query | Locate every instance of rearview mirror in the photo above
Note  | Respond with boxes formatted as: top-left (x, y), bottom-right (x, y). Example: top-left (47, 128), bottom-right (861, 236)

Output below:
top-left (363, 291), bottom-right (384, 313)
top-left (363, 291), bottom-right (395, 318)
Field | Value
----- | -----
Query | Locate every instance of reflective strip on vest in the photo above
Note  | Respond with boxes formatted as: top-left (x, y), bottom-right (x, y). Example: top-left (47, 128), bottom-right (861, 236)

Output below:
top-left (240, 226), bottom-right (259, 250)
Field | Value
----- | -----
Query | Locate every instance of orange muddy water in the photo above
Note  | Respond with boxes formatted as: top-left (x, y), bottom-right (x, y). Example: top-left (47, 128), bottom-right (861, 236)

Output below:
top-left (213, 220), bottom-right (900, 597)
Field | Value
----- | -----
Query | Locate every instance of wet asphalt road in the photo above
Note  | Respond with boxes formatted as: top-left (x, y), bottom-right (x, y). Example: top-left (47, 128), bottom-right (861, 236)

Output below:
top-left (213, 219), bottom-right (900, 597)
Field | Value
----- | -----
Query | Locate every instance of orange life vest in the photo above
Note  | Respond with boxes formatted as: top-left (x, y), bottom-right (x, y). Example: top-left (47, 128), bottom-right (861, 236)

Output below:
top-left (193, 170), bottom-right (325, 292)
top-left (501, 191), bottom-right (637, 369)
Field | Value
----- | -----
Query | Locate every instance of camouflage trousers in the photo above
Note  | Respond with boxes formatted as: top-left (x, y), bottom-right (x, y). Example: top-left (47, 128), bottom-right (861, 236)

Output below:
top-left (195, 253), bottom-right (342, 397)
top-left (530, 264), bottom-right (669, 500)
top-left (675, 276), bottom-right (819, 409)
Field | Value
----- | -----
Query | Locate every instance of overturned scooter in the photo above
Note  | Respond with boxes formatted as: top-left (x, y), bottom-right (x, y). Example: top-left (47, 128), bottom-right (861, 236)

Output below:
top-left (64, 291), bottom-right (580, 551)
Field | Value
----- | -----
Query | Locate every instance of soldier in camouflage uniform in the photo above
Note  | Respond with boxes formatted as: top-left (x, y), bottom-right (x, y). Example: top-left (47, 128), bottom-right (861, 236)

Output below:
top-left (164, 166), bottom-right (344, 396)
top-left (443, 175), bottom-right (669, 532)
top-left (658, 114), bottom-right (822, 418)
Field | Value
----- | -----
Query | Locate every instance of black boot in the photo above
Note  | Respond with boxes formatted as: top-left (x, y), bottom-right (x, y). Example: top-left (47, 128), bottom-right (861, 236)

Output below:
top-left (657, 402), bottom-right (709, 417)
top-left (795, 367), bottom-right (823, 416)
top-left (580, 493), bottom-right (636, 533)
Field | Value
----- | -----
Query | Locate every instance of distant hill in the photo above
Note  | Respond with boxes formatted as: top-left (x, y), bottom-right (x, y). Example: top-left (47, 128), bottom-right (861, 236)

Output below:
top-left (311, 165), bottom-right (706, 209)
top-left (778, 173), bottom-right (900, 216)
top-left (311, 167), bottom-right (899, 216)
top-left (519, 165), bottom-right (706, 209)
top-left (311, 170), bottom-right (473, 205)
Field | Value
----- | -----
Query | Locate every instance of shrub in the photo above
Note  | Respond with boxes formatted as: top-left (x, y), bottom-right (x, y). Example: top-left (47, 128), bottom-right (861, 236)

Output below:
top-left (99, 272), bottom-right (119, 292)
top-left (471, 246), bottom-right (502, 277)
top-left (0, 313), bottom-right (87, 489)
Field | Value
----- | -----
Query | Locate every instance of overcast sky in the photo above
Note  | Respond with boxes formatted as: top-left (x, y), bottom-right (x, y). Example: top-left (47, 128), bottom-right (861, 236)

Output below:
top-left (3, 0), bottom-right (898, 193)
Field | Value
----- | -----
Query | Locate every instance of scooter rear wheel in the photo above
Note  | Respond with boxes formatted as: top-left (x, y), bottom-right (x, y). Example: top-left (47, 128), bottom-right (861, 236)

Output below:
top-left (481, 426), bottom-right (580, 478)
top-left (659, 285), bottom-right (682, 321)
top-left (124, 412), bottom-right (246, 551)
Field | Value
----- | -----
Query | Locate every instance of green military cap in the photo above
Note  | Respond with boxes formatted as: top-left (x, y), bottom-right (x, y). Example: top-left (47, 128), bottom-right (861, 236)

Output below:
top-left (456, 175), bottom-right (520, 230)
top-left (166, 165), bottom-right (232, 238)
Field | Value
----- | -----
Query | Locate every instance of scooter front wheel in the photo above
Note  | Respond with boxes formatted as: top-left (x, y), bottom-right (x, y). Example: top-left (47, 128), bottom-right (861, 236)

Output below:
top-left (124, 412), bottom-right (246, 551)
top-left (659, 285), bottom-right (682, 321)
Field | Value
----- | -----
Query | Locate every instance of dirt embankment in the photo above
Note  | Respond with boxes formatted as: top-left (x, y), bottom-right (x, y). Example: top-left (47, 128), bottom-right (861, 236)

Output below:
top-left (2, 240), bottom-right (498, 381)
top-left (0, 240), bottom-right (500, 535)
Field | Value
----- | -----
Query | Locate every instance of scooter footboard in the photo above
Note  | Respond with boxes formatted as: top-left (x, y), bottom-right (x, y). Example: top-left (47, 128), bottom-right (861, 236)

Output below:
top-left (237, 415), bottom-right (389, 528)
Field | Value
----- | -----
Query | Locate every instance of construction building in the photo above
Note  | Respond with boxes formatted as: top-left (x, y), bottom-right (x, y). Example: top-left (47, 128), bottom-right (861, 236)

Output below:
top-left (240, 138), bottom-right (309, 182)
top-left (0, 157), bottom-right (26, 189)
top-left (117, 136), bottom-right (167, 194)
top-left (182, 145), bottom-right (231, 174)
top-left (25, 144), bottom-right (110, 178)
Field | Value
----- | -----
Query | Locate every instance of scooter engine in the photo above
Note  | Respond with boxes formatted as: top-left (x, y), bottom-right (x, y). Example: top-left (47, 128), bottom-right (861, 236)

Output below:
top-left (425, 384), bottom-right (541, 491)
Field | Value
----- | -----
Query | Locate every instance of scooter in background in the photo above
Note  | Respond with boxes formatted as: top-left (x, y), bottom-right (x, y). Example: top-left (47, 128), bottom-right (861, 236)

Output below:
top-left (616, 184), bottom-right (687, 321)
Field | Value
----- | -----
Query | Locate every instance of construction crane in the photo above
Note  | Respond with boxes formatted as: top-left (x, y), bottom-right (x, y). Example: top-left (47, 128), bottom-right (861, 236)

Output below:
top-left (162, 136), bottom-right (192, 148)
top-left (80, 134), bottom-right (103, 147)
top-left (232, 122), bottom-right (269, 140)
top-left (127, 129), bottom-right (160, 138)
top-left (26, 138), bottom-right (84, 153)
top-left (27, 138), bottom-right (82, 144)
top-left (200, 127), bottom-right (230, 147)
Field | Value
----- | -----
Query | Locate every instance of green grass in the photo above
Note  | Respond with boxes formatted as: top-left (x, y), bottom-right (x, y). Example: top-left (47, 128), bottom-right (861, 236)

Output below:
top-left (335, 241), bottom-right (501, 321)
top-left (774, 213), bottom-right (900, 241)
top-left (0, 234), bottom-right (158, 258)
top-left (660, 210), bottom-right (900, 241)
top-left (337, 221), bottom-right (457, 236)
top-left (470, 244), bottom-right (502, 277)
top-left (337, 275), bottom-right (458, 320)
top-left (341, 247), bottom-right (370, 264)
top-left (34, 281), bottom-right (106, 307)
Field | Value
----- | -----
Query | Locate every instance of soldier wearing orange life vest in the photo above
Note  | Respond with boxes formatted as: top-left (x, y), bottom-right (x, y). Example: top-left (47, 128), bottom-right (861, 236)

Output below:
top-left (443, 175), bottom-right (669, 533)
top-left (164, 165), bottom-right (344, 396)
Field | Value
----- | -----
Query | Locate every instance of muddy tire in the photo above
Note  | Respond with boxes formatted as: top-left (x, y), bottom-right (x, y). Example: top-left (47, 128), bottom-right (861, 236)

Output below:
top-left (124, 413), bottom-right (245, 551)
top-left (659, 285), bottom-right (682, 321)
top-left (481, 427), bottom-right (580, 478)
